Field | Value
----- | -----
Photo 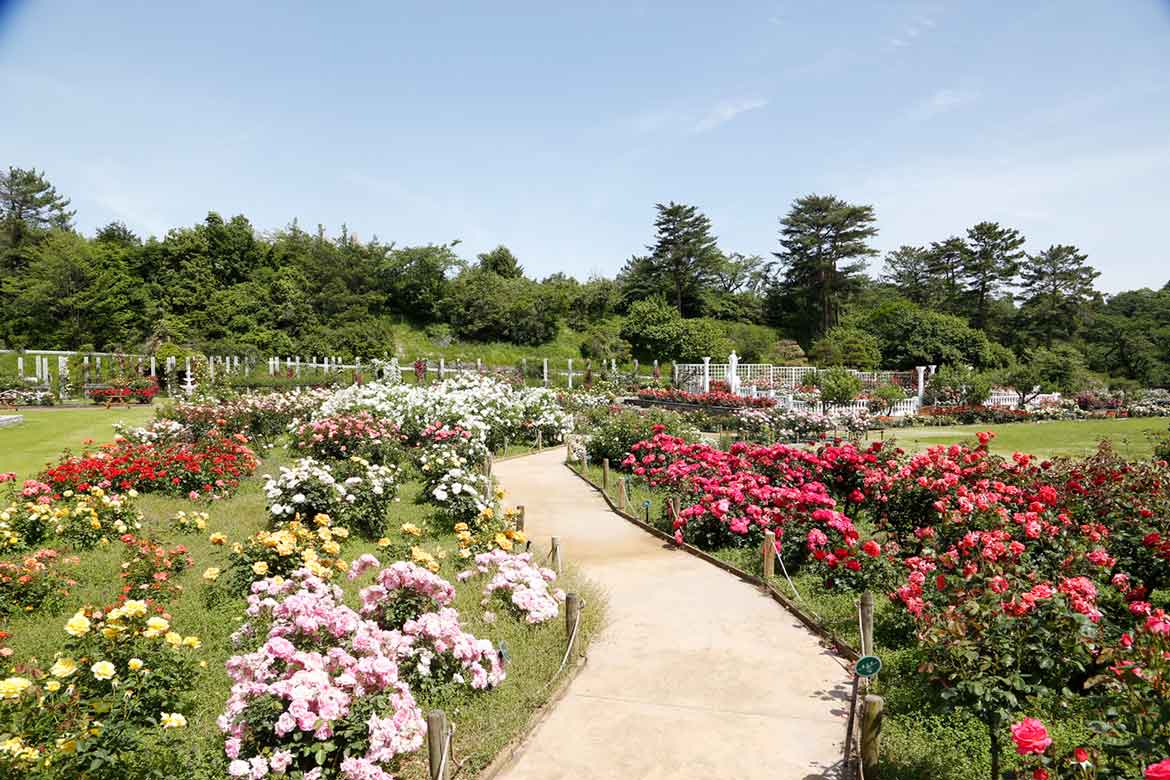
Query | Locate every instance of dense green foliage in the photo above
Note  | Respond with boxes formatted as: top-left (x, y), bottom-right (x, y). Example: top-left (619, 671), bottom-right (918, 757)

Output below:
top-left (1, 166), bottom-right (1168, 386)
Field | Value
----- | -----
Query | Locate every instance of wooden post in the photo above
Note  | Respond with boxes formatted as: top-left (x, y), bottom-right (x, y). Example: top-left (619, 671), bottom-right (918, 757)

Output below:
top-left (484, 452), bottom-right (493, 479)
top-left (844, 674), bottom-right (860, 771)
top-left (516, 505), bottom-right (525, 532)
top-left (602, 458), bottom-right (610, 492)
top-left (861, 694), bottom-right (884, 778)
top-left (861, 591), bottom-right (875, 658)
top-left (550, 537), bottom-right (562, 574)
top-left (565, 592), bottom-right (581, 660)
top-left (536, 430), bottom-right (543, 450)
top-left (427, 709), bottom-right (450, 780)
top-left (763, 530), bottom-right (776, 578)
top-left (618, 478), bottom-right (627, 512)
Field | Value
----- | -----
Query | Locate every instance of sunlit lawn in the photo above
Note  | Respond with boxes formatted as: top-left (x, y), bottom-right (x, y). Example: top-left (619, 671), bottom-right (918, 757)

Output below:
top-left (0, 405), bottom-right (156, 478)
top-left (877, 416), bottom-right (1169, 459)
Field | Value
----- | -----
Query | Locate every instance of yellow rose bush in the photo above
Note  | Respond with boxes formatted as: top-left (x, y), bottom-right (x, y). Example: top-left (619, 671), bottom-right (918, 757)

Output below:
top-left (225, 513), bottom-right (349, 591)
top-left (0, 603), bottom-right (200, 778)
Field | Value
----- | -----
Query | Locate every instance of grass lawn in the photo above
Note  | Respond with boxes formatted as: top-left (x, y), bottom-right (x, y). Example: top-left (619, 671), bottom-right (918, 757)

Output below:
top-left (877, 416), bottom-right (1170, 459)
top-left (2, 417), bottom-right (603, 778)
top-left (0, 405), bottom-right (156, 478)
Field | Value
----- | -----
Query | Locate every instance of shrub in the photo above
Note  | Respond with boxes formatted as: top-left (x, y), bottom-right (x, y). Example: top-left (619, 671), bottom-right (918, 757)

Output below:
top-left (289, 412), bottom-right (402, 464)
top-left (224, 514), bottom-right (350, 590)
top-left (924, 365), bottom-right (993, 406)
top-left (813, 367), bottom-right (863, 405)
top-left (871, 382), bottom-right (907, 414)
top-left (583, 407), bottom-right (694, 464)
top-left (263, 457), bottom-right (400, 539)
top-left (809, 326), bottom-right (882, 369)
top-left (0, 549), bottom-right (78, 616)
top-left (117, 535), bottom-right (192, 604)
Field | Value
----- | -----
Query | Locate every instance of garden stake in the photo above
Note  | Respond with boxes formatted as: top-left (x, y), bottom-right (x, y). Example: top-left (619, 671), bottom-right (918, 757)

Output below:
top-left (516, 505), bottom-right (525, 532)
top-left (762, 530), bottom-right (776, 579)
top-left (861, 694), bottom-right (884, 778)
top-left (427, 709), bottom-right (452, 780)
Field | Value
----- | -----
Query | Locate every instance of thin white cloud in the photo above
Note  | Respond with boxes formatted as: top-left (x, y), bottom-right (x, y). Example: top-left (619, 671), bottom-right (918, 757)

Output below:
top-left (908, 88), bottom-right (979, 120)
top-left (692, 97), bottom-right (769, 133)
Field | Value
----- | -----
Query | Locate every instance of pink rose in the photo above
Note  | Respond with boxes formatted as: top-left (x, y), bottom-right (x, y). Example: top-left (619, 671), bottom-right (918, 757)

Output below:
top-left (1147, 759), bottom-right (1170, 780)
top-left (1010, 718), bottom-right (1052, 756)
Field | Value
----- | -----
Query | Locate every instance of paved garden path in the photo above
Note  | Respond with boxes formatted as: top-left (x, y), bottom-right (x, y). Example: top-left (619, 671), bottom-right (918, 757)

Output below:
top-left (492, 449), bottom-right (849, 780)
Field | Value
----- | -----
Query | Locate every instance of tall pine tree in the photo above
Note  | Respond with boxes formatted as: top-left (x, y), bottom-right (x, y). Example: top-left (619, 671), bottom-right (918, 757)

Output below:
top-left (882, 245), bottom-right (935, 305)
top-left (962, 222), bottom-right (1025, 329)
top-left (1016, 244), bottom-right (1100, 346)
top-left (772, 194), bottom-right (877, 343)
top-left (644, 202), bottom-right (721, 317)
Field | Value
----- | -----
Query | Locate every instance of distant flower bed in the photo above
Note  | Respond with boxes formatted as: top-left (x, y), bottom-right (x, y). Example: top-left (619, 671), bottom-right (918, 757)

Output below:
top-left (636, 387), bottom-right (775, 409)
top-left (41, 432), bottom-right (258, 499)
top-left (86, 383), bottom-right (159, 404)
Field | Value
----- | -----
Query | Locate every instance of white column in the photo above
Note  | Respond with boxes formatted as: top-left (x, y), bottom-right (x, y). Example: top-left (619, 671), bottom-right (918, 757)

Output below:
top-left (702, 357), bottom-right (711, 393)
top-left (542, 358), bottom-right (548, 387)
top-left (16, 356), bottom-right (23, 379)
top-left (295, 357), bottom-right (301, 377)
top-left (567, 359), bottom-right (573, 390)
top-left (184, 356), bottom-right (192, 382)
top-left (150, 355), bottom-right (157, 377)
top-left (439, 358), bottom-right (445, 379)
top-left (916, 366), bottom-right (926, 402)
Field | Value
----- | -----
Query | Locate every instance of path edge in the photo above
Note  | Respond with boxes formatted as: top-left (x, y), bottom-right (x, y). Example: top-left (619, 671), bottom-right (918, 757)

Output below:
top-left (564, 460), bottom-right (860, 662)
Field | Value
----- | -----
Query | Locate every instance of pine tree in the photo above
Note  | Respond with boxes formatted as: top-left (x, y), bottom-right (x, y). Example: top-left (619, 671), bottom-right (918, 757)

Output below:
top-left (773, 194), bottom-right (877, 343)
top-left (962, 222), bottom-right (1025, 329)
top-left (0, 166), bottom-right (76, 271)
top-left (477, 245), bottom-right (524, 278)
top-left (924, 236), bottom-right (968, 312)
top-left (882, 245), bottom-right (935, 305)
top-left (645, 202), bottom-right (721, 317)
top-left (1016, 244), bottom-right (1100, 345)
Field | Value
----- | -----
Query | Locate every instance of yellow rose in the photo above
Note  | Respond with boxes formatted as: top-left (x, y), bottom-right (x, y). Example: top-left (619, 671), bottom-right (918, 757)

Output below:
top-left (401, 523), bottom-right (422, 537)
top-left (252, 561), bottom-right (269, 575)
top-left (376, 537), bottom-right (391, 548)
top-left (323, 541), bottom-right (341, 556)
top-left (313, 513), bottom-right (331, 526)
top-left (144, 616), bottom-right (169, 637)
top-left (90, 661), bottom-right (115, 681)
top-left (64, 612), bottom-right (90, 637)
top-left (182, 636), bottom-right (201, 649)
top-left (164, 631), bottom-right (183, 647)
top-left (208, 533), bottom-right (227, 545)
top-left (0, 677), bottom-right (31, 699)
top-left (49, 658), bottom-right (77, 678)
top-left (160, 712), bottom-right (188, 729)
top-left (202, 567), bottom-right (221, 581)
top-left (44, 680), bottom-right (61, 693)
top-left (121, 600), bottom-right (147, 618)
top-left (128, 658), bottom-right (144, 671)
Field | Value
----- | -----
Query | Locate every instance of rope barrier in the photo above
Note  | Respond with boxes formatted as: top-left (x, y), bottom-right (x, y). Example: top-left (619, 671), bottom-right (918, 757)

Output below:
top-left (537, 597), bottom-right (587, 695)
top-left (773, 547), bottom-right (823, 624)
top-left (437, 721), bottom-right (456, 780)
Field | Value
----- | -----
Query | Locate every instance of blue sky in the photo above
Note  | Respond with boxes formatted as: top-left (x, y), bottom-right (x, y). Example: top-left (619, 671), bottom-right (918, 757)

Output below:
top-left (2, 0), bottom-right (1169, 293)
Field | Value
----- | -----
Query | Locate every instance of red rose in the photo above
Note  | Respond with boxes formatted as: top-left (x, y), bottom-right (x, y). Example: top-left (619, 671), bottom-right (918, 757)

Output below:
top-left (1032, 769), bottom-right (1048, 780)
top-left (1073, 747), bottom-right (1090, 764)
top-left (1010, 718), bottom-right (1052, 756)
top-left (862, 540), bottom-right (881, 557)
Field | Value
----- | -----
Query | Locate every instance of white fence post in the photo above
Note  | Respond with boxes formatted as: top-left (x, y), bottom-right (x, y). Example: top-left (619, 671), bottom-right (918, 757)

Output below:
top-left (567, 359), bottom-right (573, 390)
top-left (150, 355), bottom-right (157, 377)
top-left (16, 356), bottom-right (23, 379)
top-left (542, 358), bottom-right (549, 387)
top-left (439, 358), bottom-right (445, 380)
top-left (702, 357), bottom-right (711, 393)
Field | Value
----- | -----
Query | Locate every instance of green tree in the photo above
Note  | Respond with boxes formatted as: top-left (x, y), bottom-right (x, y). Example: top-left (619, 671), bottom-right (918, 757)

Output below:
top-left (854, 299), bottom-right (1005, 370)
top-left (94, 221), bottom-right (141, 248)
top-left (881, 245), bottom-right (936, 306)
top-left (962, 222), bottom-right (1026, 329)
top-left (924, 236), bottom-right (968, 313)
top-left (0, 166), bottom-right (75, 264)
top-left (808, 326), bottom-right (882, 369)
top-left (772, 194), bottom-right (878, 344)
top-left (1015, 244), bottom-right (1100, 346)
top-left (642, 202), bottom-right (722, 317)
top-left (476, 245), bottom-right (524, 278)
top-left (814, 367), bottom-right (863, 404)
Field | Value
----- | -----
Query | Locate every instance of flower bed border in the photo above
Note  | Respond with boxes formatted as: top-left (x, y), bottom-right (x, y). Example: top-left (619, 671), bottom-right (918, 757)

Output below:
top-left (622, 397), bottom-right (747, 415)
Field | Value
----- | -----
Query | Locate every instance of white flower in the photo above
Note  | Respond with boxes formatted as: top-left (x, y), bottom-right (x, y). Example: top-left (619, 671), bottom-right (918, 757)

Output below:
top-left (292, 494), bottom-right (305, 504)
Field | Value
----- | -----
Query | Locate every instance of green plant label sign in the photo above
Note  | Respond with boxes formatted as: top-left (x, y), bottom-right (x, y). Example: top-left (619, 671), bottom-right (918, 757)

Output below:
top-left (855, 655), bottom-right (882, 678)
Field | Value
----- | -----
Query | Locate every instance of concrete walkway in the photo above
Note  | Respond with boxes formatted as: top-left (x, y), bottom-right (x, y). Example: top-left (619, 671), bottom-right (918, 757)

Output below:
top-left (493, 449), bottom-right (849, 780)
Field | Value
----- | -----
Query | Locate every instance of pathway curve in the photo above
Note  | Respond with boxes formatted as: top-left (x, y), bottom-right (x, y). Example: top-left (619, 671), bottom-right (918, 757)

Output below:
top-left (493, 448), bottom-right (849, 780)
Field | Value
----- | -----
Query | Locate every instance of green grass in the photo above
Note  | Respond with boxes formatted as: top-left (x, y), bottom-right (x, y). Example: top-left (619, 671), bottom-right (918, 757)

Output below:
top-left (0, 405), bottom-right (156, 478)
top-left (883, 416), bottom-right (1169, 459)
top-left (3, 429), bottom-right (603, 778)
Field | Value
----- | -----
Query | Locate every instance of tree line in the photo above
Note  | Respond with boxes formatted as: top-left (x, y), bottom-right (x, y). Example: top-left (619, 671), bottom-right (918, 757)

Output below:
top-left (1, 165), bottom-right (1168, 386)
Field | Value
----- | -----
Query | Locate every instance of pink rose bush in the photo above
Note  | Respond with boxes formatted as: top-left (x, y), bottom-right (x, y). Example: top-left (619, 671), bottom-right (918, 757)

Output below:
top-left (221, 570), bottom-right (427, 780)
top-left (458, 549), bottom-right (563, 624)
top-left (350, 556), bottom-right (457, 630)
top-left (396, 607), bottom-right (505, 695)
top-left (291, 412), bottom-right (403, 465)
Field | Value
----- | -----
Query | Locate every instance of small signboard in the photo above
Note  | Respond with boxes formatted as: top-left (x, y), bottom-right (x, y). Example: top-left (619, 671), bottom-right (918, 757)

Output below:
top-left (855, 655), bottom-right (882, 678)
